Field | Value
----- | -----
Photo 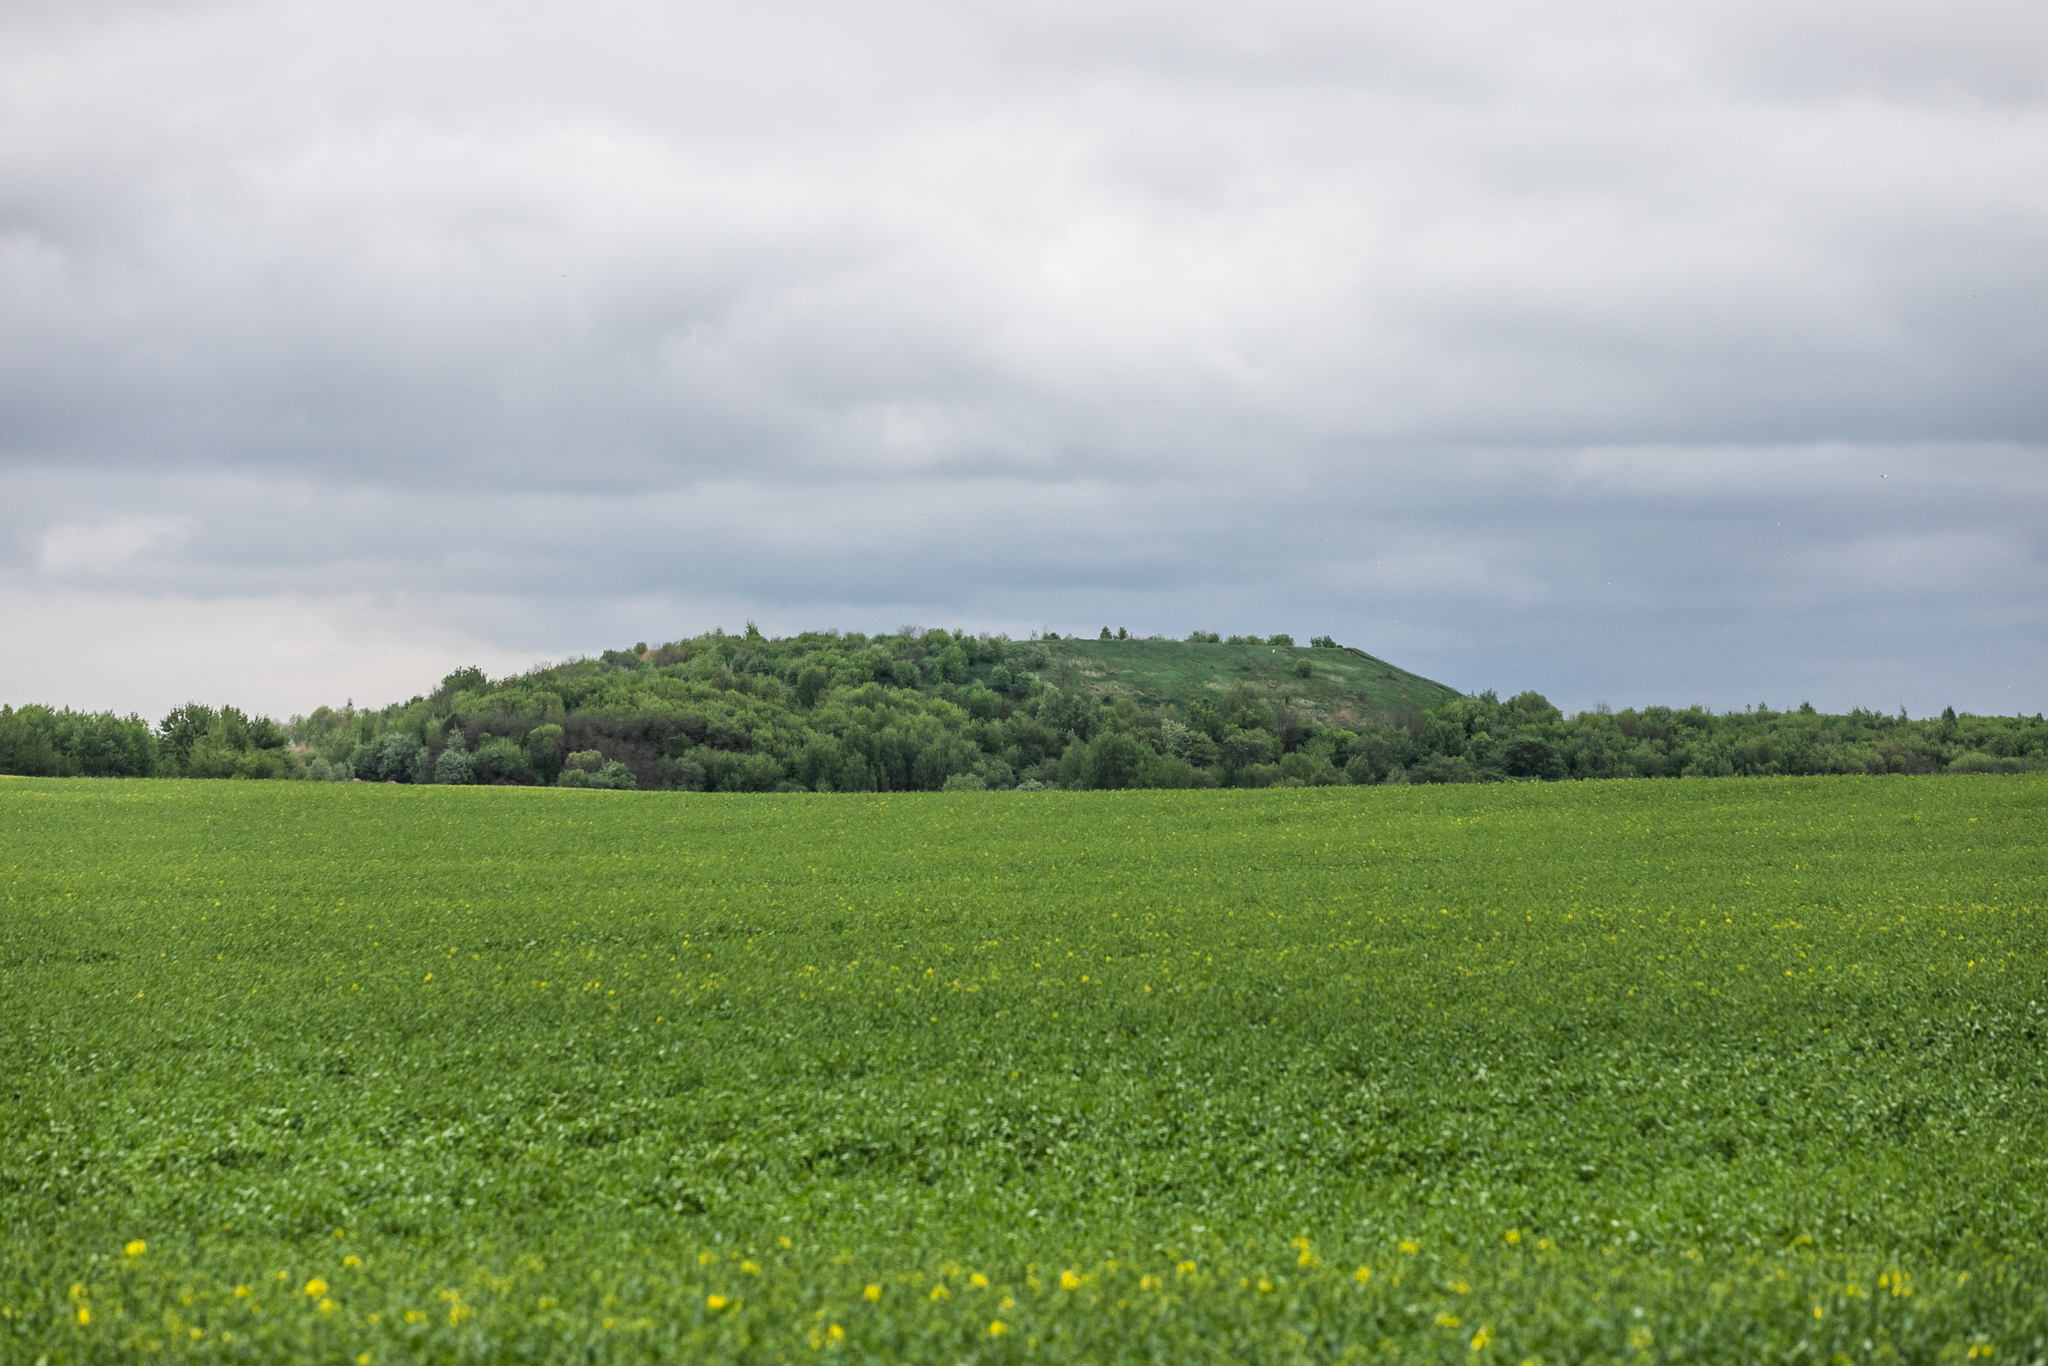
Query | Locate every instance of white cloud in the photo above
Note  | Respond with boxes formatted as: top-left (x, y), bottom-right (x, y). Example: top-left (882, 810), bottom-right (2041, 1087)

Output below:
top-left (39, 515), bottom-right (188, 575)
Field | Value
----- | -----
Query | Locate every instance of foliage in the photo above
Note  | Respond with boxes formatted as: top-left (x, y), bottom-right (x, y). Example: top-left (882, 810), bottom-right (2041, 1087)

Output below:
top-left (11, 628), bottom-right (2045, 794)
top-left (1, 774), bottom-right (2044, 1363)
top-left (0, 705), bottom-right (158, 777)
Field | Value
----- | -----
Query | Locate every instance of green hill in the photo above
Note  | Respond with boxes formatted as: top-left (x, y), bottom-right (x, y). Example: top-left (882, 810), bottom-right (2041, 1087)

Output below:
top-left (1033, 636), bottom-right (1460, 724)
top-left (8, 624), bottom-right (2041, 789)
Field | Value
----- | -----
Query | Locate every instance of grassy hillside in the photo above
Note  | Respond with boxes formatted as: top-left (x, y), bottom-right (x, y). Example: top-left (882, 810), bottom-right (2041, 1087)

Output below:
top-left (1035, 637), bottom-right (1459, 724)
top-left (4, 774), bottom-right (2045, 1362)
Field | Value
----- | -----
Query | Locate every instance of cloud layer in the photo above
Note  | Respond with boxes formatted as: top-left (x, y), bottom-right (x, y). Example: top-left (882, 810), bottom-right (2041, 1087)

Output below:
top-left (4, 0), bottom-right (2044, 718)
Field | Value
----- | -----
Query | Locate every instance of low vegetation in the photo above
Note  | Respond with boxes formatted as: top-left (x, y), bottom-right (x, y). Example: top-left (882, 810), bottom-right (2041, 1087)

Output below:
top-left (3, 773), bottom-right (2044, 1361)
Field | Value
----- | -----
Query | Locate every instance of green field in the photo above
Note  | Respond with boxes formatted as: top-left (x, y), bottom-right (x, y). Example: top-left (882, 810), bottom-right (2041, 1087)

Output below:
top-left (3, 774), bottom-right (2044, 1363)
top-left (1037, 637), bottom-right (1460, 725)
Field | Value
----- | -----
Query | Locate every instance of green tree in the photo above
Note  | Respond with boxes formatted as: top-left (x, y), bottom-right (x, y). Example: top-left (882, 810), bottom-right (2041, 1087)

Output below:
top-left (526, 724), bottom-right (565, 782)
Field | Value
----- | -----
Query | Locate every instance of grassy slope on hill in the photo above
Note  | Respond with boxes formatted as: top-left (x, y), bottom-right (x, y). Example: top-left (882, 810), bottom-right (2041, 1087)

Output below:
top-left (4, 773), bottom-right (2045, 1363)
top-left (1035, 638), bottom-right (1460, 725)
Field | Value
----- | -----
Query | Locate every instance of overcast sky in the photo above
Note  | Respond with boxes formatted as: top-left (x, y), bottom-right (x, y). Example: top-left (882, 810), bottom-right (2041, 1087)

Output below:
top-left (3, 0), bottom-right (2043, 721)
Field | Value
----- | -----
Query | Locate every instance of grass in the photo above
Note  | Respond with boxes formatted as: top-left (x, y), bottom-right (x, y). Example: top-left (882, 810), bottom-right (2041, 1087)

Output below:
top-left (1035, 637), bottom-right (1460, 723)
top-left (2, 773), bottom-right (2044, 1363)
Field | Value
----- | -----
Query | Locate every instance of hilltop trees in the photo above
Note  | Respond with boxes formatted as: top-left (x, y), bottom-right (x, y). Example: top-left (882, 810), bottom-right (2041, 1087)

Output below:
top-left (7, 626), bottom-right (2044, 786)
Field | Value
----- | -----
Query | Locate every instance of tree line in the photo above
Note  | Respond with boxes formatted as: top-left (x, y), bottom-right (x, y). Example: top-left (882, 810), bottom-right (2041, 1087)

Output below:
top-left (4, 625), bottom-right (2042, 787)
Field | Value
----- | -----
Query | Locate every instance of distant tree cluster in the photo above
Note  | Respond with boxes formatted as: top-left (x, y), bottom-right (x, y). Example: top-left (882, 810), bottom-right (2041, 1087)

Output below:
top-left (6, 627), bottom-right (2042, 788)
top-left (0, 702), bottom-right (298, 779)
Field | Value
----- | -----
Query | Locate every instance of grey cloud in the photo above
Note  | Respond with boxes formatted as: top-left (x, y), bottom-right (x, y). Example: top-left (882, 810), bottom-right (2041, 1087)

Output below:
top-left (1, 0), bottom-right (2043, 718)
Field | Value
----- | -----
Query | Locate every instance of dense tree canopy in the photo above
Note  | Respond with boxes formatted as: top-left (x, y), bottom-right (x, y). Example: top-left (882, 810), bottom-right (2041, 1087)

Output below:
top-left (6, 628), bottom-right (2042, 786)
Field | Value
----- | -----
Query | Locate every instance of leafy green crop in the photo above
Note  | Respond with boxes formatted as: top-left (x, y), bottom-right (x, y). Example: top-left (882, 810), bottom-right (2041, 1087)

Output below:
top-left (2, 774), bottom-right (2043, 1363)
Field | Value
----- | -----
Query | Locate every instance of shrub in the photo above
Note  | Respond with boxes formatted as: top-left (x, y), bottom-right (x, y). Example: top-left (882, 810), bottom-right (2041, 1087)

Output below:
top-left (470, 735), bottom-right (533, 784)
top-left (559, 760), bottom-right (637, 790)
top-left (434, 746), bottom-right (475, 785)
top-left (353, 732), bottom-right (425, 783)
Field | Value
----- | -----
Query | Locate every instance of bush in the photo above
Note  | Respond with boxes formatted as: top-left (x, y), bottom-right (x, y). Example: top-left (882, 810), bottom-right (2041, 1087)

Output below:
top-left (1946, 751), bottom-right (2032, 775)
top-left (353, 732), bottom-right (426, 783)
top-left (470, 735), bottom-right (533, 784)
top-left (1408, 753), bottom-right (1482, 784)
top-left (1278, 751), bottom-right (1342, 786)
top-left (434, 746), bottom-right (475, 785)
top-left (558, 760), bottom-right (637, 790)
top-left (941, 772), bottom-right (988, 791)
top-left (657, 755), bottom-right (708, 791)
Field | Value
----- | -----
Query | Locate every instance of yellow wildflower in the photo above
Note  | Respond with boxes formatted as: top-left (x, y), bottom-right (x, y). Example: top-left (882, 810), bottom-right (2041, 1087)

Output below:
top-left (1437, 1312), bottom-right (1462, 1328)
top-left (707, 1294), bottom-right (728, 1310)
top-left (125, 1240), bottom-right (147, 1257)
top-left (343, 1255), bottom-right (362, 1268)
top-left (1059, 1270), bottom-right (1082, 1290)
top-left (305, 1279), bottom-right (328, 1298)
top-left (930, 1286), bottom-right (949, 1301)
top-left (1472, 1326), bottom-right (1494, 1350)
top-left (1400, 1240), bottom-right (1420, 1254)
top-left (970, 1273), bottom-right (988, 1289)
top-left (1354, 1266), bottom-right (1373, 1284)
top-left (863, 1284), bottom-right (881, 1302)
top-left (989, 1321), bottom-right (1008, 1336)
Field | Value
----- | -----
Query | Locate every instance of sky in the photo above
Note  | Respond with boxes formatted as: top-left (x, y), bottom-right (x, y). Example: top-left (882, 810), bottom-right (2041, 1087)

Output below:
top-left (3, 0), bottom-right (2044, 721)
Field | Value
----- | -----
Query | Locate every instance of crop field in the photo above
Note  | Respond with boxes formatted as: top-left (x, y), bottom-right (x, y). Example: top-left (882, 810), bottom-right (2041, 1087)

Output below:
top-left (3, 774), bottom-right (2045, 1364)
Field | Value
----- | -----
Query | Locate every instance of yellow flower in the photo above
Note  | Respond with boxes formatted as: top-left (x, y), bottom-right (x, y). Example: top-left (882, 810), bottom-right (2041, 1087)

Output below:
top-left (741, 1261), bottom-right (761, 1276)
top-left (1471, 1326), bottom-right (1494, 1350)
top-left (125, 1240), bottom-right (147, 1257)
top-left (1256, 1277), bottom-right (1274, 1293)
top-left (77, 1307), bottom-right (91, 1325)
top-left (1354, 1266), bottom-right (1373, 1284)
top-left (1504, 1230), bottom-right (1521, 1244)
top-left (1400, 1240), bottom-right (1421, 1254)
top-left (1449, 1280), bottom-right (1470, 1294)
top-left (234, 1286), bottom-right (250, 1298)
top-left (358, 1355), bottom-right (371, 1365)
top-left (864, 1284), bottom-right (881, 1302)
top-left (828, 1324), bottom-right (844, 1341)
top-left (707, 1294), bottom-right (728, 1310)
top-left (1139, 1274), bottom-right (1158, 1291)
top-left (1177, 1261), bottom-right (1197, 1276)
top-left (318, 1298), bottom-right (336, 1313)
top-left (1437, 1312), bottom-right (1462, 1328)
top-left (343, 1255), bottom-right (362, 1268)
top-left (780, 1237), bottom-right (792, 1249)
top-left (929, 1286), bottom-right (949, 1301)
top-left (969, 1273), bottom-right (988, 1289)
top-left (989, 1321), bottom-right (1008, 1336)
top-left (305, 1278), bottom-right (328, 1298)
top-left (1000, 1295), bottom-right (1014, 1309)
top-left (1059, 1270), bottom-right (1082, 1290)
